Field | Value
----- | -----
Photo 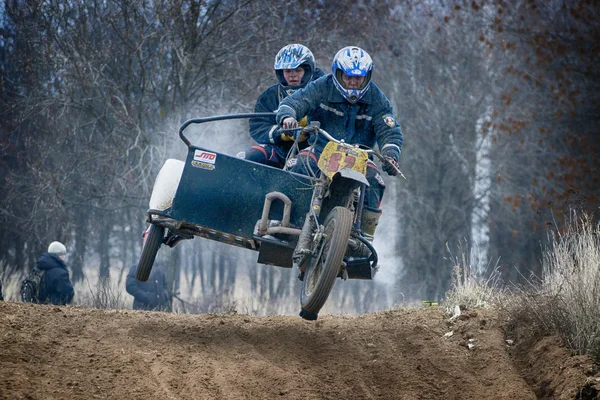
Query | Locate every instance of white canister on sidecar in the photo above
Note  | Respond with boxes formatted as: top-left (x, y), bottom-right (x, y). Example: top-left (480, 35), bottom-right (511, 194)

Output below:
top-left (148, 159), bottom-right (185, 211)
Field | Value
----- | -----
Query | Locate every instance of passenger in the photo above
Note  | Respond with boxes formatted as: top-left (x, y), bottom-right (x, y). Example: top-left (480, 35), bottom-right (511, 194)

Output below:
top-left (35, 241), bottom-right (75, 305)
top-left (275, 46), bottom-right (404, 240)
top-left (237, 43), bottom-right (324, 168)
top-left (126, 229), bottom-right (171, 311)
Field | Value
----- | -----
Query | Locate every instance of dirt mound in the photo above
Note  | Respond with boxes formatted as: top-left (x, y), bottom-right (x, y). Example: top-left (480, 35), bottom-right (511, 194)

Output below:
top-left (1, 302), bottom-right (597, 399)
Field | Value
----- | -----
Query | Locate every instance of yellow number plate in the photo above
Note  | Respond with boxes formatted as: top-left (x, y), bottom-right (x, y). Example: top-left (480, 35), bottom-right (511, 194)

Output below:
top-left (318, 142), bottom-right (368, 179)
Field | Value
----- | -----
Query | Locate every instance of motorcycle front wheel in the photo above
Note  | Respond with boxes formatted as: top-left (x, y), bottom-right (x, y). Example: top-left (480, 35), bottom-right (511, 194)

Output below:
top-left (300, 206), bottom-right (353, 317)
top-left (135, 224), bottom-right (164, 282)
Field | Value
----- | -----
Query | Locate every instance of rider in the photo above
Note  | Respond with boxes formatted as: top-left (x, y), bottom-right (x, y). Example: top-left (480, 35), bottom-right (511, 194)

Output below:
top-left (238, 44), bottom-right (324, 168)
top-left (275, 46), bottom-right (403, 240)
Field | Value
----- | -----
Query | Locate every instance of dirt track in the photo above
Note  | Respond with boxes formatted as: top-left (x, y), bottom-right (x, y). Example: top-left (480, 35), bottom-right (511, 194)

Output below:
top-left (1, 302), bottom-right (598, 399)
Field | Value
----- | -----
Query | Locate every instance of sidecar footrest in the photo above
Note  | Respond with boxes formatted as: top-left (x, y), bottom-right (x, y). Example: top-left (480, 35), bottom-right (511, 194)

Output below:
top-left (254, 235), bottom-right (295, 268)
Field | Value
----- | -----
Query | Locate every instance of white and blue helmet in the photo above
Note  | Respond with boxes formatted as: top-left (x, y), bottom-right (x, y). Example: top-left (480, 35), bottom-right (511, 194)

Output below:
top-left (332, 46), bottom-right (373, 103)
top-left (274, 44), bottom-right (315, 92)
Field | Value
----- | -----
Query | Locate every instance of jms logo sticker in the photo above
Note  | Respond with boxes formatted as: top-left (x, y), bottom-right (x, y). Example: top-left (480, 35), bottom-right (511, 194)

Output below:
top-left (193, 150), bottom-right (217, 164)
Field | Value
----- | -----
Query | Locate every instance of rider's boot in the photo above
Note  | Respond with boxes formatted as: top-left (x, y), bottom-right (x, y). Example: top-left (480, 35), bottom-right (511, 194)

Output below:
top-left (361, 206), bottom-right (382, 242)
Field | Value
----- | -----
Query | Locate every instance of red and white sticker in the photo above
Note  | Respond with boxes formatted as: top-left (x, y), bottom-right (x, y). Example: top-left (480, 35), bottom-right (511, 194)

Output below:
top-left (194, 150), bottom-right (217, 164)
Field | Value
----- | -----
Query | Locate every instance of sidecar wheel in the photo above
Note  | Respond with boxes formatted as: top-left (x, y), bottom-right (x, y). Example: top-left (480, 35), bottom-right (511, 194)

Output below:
top-left (136, 225), bottom-right (164, 282)
top-left (300, 206), bottom-right (352, 315)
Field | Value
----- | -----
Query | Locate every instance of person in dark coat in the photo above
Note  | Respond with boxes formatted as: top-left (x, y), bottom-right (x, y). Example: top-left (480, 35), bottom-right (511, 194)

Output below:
top-left (0, 278), bottom-right (4, 301)
top-left (126, 228), bottom-right (171, 311)
top-left (125, 262), bottom-right (171, 311)
top-left (36, 241), bottom-right (75, 305)
top-left (237, 43), bottom-right (324, 168)
top-left (276, 46), bottom-right (404, 240)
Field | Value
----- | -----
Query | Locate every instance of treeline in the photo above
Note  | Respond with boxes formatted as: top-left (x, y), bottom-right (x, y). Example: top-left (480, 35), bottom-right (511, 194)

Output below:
top-left (1, 0), bottom-right (598, 306)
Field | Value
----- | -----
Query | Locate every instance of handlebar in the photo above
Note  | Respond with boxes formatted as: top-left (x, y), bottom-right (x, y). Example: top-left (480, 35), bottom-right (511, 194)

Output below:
top-left (178, 113), bottom-right (405, 179)
top-left (283, 122), bottom-right (406, 179)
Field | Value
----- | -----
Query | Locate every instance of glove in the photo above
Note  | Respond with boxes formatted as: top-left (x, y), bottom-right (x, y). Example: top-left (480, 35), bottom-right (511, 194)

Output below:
top-left (280, 128), bottom-right (295, 142)
top-left (295, 116), bottom-right (311, 141)
top-left (281, 117), bottom-right (310, 142)
top-left (282, 117), bottom-right (298, 130)
top-left (281, 116), bottom-right (309, 141)
top-left (382, 149), bottom-right (400, 176)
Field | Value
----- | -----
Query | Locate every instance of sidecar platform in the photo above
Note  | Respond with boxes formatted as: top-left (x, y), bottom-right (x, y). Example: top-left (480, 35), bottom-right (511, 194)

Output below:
top-left (152, 145), bottom-right (314, 262)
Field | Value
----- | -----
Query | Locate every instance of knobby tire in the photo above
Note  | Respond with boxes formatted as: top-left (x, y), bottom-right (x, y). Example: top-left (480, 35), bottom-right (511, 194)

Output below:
top-left (300, 206), bottom-right (353, 313)
top-left (136, 225), bottom-right (164, 282)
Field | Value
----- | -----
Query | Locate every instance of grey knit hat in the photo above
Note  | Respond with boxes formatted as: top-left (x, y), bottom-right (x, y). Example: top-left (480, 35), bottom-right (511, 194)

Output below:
top-left (48, 241), bottom-right (67, 255)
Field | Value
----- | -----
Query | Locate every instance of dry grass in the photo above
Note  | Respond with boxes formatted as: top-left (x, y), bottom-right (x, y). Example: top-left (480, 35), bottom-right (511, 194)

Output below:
top-left (441, 213), bottom-right (600, 362)
top-left (442, 243), bottom-right (506, 310)
top-left (0, 266), bottom-right (25, 303)
top-left (171, 293), bottom-right (241, 315)
top-left (78, 276), bottom-right (129, 310)
top-left (504, 213), bottom-right (600, 361)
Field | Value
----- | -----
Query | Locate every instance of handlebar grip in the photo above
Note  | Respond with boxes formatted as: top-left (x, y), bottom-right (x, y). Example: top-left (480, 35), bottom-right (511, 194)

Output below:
top-left (385, 157), bottom-right (406, 179)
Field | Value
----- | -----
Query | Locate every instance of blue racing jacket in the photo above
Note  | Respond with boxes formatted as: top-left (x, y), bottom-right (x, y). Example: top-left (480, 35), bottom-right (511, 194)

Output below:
top-left (275, 74), bottom-right (403, 159)
top-left (249, 68), bottom-right (325, 158)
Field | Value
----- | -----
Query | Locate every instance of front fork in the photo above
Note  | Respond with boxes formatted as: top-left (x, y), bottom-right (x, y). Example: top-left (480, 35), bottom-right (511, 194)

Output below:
top-left (353, 183), bottom-right (367, 231)
top-left (293, 178), bottom-right (327, 272)
top-left (293, 177), bottom-right (370, 277)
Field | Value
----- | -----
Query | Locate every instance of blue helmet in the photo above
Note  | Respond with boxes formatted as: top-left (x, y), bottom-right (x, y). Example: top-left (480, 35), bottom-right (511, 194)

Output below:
top-left (331, 46), bottom-right (373, 103)
top-left (274, 44), bottom-right (315, 94)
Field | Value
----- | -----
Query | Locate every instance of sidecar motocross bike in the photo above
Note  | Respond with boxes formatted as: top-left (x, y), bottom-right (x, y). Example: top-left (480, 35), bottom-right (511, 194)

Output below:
top-left (136, 113), bottom-right (402, 320)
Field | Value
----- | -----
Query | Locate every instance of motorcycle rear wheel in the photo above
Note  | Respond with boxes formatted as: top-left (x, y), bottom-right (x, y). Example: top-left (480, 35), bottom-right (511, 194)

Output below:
top-left (300, 206), bottom-right (353, 316)
top-left (136, 224), bottom-right (164, 282)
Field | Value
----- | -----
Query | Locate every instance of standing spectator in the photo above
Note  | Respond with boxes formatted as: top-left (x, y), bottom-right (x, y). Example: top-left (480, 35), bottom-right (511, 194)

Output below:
top-left (126, 229), bottom-right (171, 311)
top-left (36, 241), bottom-right (75, 305)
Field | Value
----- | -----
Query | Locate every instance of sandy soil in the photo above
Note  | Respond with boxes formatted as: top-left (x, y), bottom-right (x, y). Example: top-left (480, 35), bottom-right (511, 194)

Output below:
top-left (1, 302), bottom-right (598, 400)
